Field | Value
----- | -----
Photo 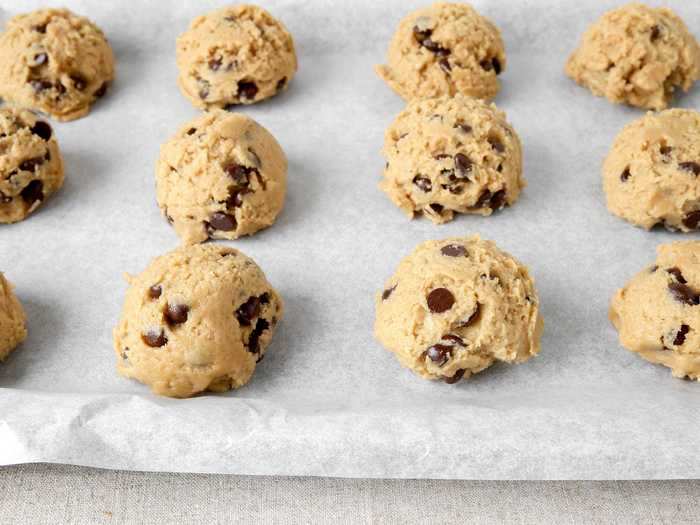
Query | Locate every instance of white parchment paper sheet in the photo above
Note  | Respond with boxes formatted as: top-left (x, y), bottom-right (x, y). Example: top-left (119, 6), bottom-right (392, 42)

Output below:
top-left (1, 0), bottom-right (699, 479)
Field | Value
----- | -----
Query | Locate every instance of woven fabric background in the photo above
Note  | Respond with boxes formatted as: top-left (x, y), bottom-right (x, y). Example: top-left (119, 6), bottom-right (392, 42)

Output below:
top-left (1, 465), bottom-right (698, 524)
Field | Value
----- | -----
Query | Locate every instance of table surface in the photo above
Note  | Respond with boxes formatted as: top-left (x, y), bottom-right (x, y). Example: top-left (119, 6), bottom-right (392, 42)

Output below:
top-left (1, 465), bottom-right (699, 524)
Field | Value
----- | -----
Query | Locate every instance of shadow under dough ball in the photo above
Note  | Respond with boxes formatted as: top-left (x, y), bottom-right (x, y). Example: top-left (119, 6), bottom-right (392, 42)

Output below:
top-left (0, 8), bottom-right (114, 121)
top-left (374, 235), bottom-right (543, 384)
top-left (113, 244), bottom-right (284, 398)
top-left (376, 2), bottom-right (506, 101)
top-left (155, 109), bottom-right (287, 245)
top-left (176, 4), bottom-right (297, 109)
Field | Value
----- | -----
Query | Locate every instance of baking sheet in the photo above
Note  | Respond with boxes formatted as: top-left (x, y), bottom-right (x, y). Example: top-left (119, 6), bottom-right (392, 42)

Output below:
top-left (1, 0), bottom-right (699, 479)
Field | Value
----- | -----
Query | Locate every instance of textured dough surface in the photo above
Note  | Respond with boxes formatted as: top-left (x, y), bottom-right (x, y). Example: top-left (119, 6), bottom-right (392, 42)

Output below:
top-left (113, 244), bottom-right (283, 398)
top-left (156, 109), bottom-right (287, 245)
top-left (374, 236), bottom-right (543, 383)
top-left (380, 95), bottom-right (524, 224)
top-left (0, 107), bottom-right (63, 223)
top-left (610, 241), bottom-right (700, 380)
top-left (603, 109), bottom-right (700, 231)
top-left (0, 272), bottom-right (27, 361)
top-left (566, 3), bottom-right (700, 110)
top-left (376, 2), bottom-right (505, 101)
top-left (177, 4), bottom-right (296, 109)
top-left (0, 8), bottom-right (114, 121)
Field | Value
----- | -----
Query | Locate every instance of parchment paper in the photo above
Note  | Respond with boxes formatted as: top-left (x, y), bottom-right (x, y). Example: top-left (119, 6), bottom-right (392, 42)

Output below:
top-left (1, 0), bottom-right (699, 479)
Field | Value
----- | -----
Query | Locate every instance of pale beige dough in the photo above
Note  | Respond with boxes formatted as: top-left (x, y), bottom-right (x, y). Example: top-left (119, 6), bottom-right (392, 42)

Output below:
top-left (113, 244), bottom-right (283, 398)
top-left (374, 236), bottom-right (543, 383)
top-left (177, 4), bottom-right (297, 109)
top-left (0, 107), bottom-right (63, 223)
top-left (156, 110), bottom-right (287, 245)
top-left (610, 241), bottom-right (700, 380)
top-left (380, 94), bottom-right (524, 224)
top-left (566, 3), bottom-right (700, 110)
top-left (0, 272), bottom-right (27, 361)
top-left (603, 109), bottom-right (700, 231)
top-left (376, 2), bottom-right (505, 101)
top-left (0, 8), bottom-right (114, 121)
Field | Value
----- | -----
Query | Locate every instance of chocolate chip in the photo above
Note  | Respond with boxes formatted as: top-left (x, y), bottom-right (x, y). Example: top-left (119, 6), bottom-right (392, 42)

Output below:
top-left (650, 25), bottom-right (661, 41)
top-left (164, 303), bottom-right (189, 326)
top-left (30, 121), bottom-right (52, 140)
top-left (429, 203), bottom-right (444, 214)
top-left (490, 189), bottom-right (507, 210)
top-left (650, 265), bottom-right (659, 273)
top-left (33, 53), bottom-right (47, 66)
top-left (620, 168), bottom-right (631, 182)
top-left (34, 24), bottom-right (47, 33)
top-left (480, 59), bottom-right (493, 71)
top-left (226, 187), bottom-right (248, 208)
top-left (94, 82), bottom-right (108, 98)
top-left (57, 83), bottom-right (66, 94)
top-left (148, 285), bottom-right (162, 299)
top-left (667, 267), bottom-right (687, 284)
top-left (683, 210), bottom-right (700, 230)
top-left (444, 369), bottom-right (465, 384)
top-left (668, 281), bottom-right (700, 306)
top-left (186, 128), bottom-right (196, 135)
top-left (208, 57), bottom-right (222, 71)
top-left (488, 138), bottom-right (505, 153)
top-left (439, 58), bottom-right (451, 73)
top-left (413, 26), bottom-right (432, 45)
top-left (43, 148), bottom-right (50, 161)
top-left (208, 212), bottom-right (237, 231)
top-left (474, 190), bottom-right (493, 209)
top-left (19, 157), bottom-right (43, 172)
top-left (225, 163), bottom-right (250, 186)
top-left (660, 145), bottom-right (672, 156)
top-left (413, 175), bottom-right (432, 192)
top-left (441, 334), bottom-right (464, 346)
top-left (423, 38), bottom-right (450, 56)
top-left (455, 122), bottom-right (472, 133)
top-left (259, 292), bottom-right (270, 304)
top-left (20, 180), bottom-right (43, 205)
top-left (30, 80), bottom-right (52, 92)
top-left (142, 329), bottom-right (167, 348)
top-left (198, 82), bottom-right (209, 100)
top-left (276, 77), bottom-right (287, 91)
top-left (248, 318), bottom-right (270, 354)
top-left (382, 284), bottom-right (397, 301)
top-left (679, 162), bottom-right (700, 175)
top-left (237, 81), bottom-right (258, 100)
top-left (236, 296), bottom-right (261, 326)
top-left (71, 75), bottom-right (87, 91)
top-left (426, 344), bottom-right (453, 366)
top-left (459, 304), bottom-right (481, 328)
top-left (441, 244), bottom-right (467, 257)
top-left (674, 324), bottom-right (690, 346)
top-left (454, 153), bottom-right (472, 178)
top-left (427, 288), bottom-right (455, 313)
top-left (492, 58), bottom-right (502, 75)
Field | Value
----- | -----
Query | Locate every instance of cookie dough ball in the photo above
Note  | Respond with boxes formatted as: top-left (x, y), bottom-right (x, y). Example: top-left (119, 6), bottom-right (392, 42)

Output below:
top-left (603, 109), bottom-right (700, 231)
top-left (0, 8), bottom-right (114, 121)
top-left (0, 272), bottom-right (27, 361)
top-left (177, 5), bottom-right (297, 109)
top-left (156, 110), bottom-right (287, 245)
top-left (0, 108), bottom-right (63, 223)
top-left (374, 236), bottom-right (543, 383)
top-left (566, 3), bottom-right (700, 110)
top-left (113, 244), bottom-right (283, 398)
top-left (380, 95), bottom-right (524, 224)
top-left (610, 241), bottom-right (700, 380)
top-left (376, 2), bottom-right (505, 101)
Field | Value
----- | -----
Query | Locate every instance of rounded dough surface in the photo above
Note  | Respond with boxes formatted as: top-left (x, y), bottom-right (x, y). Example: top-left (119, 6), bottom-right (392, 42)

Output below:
top-left (0, 107), bottom-right (63, 223)
top-left (376, 2), bottom-right (505, 101)
top-left (156, 110), bottom-right (287, 245)
top-left (380, 95), bottom-right (524, 224)
top-left (566, 3), bottom-right (700, 110)
top-left (0, 272), bottom-right (27, 361)
top-left (610, 241), bottom-right (700, 380)
top-left (374, 236), bottom-right (543, 383)
top-left (113, 244), bottom-right (283, 398)
top-left (177, 4), bottom-right (297, 109)
top-left (603, 109), bottom-right (700, 231)
top-left (0, 8), bottom-right (114, 121)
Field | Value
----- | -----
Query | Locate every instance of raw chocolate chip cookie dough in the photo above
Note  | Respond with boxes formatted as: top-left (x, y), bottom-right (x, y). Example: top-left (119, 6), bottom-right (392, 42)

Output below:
top-left (0, 107), bottom-right (63, 223)
top-left (113, 244), bottom-right (283, 398)
top-left (380, 94), bottom-right (523, 224)
top-left (177, 4), bottom-right (297, 109)
top-left (610, 241), bottom-right (700, 380)
top-left (566, 3), bottom-right (700, 110)
top-left (375, 236), bottom-right (543, 383)
top-left (156, 109), bottom-right (287, 244)
top-left (376, 2), bottom-right (505, 101)
top-left (0, 8), bottom-right (114, 121)
top-left (603, 109), bottom-right (700, 231)
top-left (0, 273), bottom-right (27, 361)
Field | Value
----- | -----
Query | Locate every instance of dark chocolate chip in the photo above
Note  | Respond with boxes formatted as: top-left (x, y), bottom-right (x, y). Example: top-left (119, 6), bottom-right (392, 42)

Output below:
top-left (444, 369), bottom-right (465, 384)
top-left (474, 190), bottom-right (493, 209)
top-left (142, 329), bottom-right (167, 347)
top-left (674, 324), bottom-right (690, 346)
top-left (276, 77), bottom-right (287, 91)
top-left (426, 344), bottom-right (452, 366)
top-left (459, 304), bottom-right (481, 327)
top-left (668, 281), bottom-right (700, 306)
top-left (413, 175), bottom-right (432, 192)
top-left (30, 80), bottom-right (52, 92)
top-left (667, 267), bottom-right (687, 284)
top-left (480, 59), bottom-right (493, 71)
top-left (19, 157), bottom-right (43, 172)
top-left (413, 26), bottom-right (432, 45)
top-left (164, 303), bottom-right (189, 326)
top-left (208, 57), bottom-right (222, 71)
top-left (455, 122), bottom-right (472, 133)
top-left (427, 288), bottom-right (455, 313)
top-left (248, 318), bottom-right (270, 354)
top-left (148, 285), bottom-right (162, 299)
top-left (237, 81), bottom-right (258, 100)
top-left (429, 203), bottom-right (444, 214)
top-left (33, 53), bottom-right (47, 66)
top-left (489, 189), bottom-right (507, 210)
top-left (441, 244), bottom-right (467, 257)
top-left (422, 38), bottom-right (450, 56)
top-left (30, 121), bottom-right (52, 140)
top-left (71, 75), bottom-right (86, 91)
top-left (382, 284), bottom-right (397, 301)
top-left (441, 334), bottom-right (464, 346)
top-left (236, 296), bottom-right (262, 326)
top-left (439, 58), bottom-right (451, 73)
top-left (492, 58), bottom-right (502, 75)
top-left (488, 137), bottom-right (505, 153)
top-left (650, 25), bottom-right (661, 41)
top-left (620, 168), bottom-right (631, 182)
top-left (225, 163), bottom-right (250, 186)
top-left (34, 24), bottom-right (47, 33)
top-left (94, 82), bottom-right (108, 98)
top-left (186, 128), bottom-right (196, 135)
top-left (208, 212), bottom-right (237, 231)
top-left (226, 187), bottom-right (248, 209)
top-left (454, 153), bottom-right (472, 178)
top-left (259, 293), bottom-right (270, 305)
top-left (679, 162), bottom-right (700, 176)
top-left (20, 180), bottom-right (43, 205)
top-left (683, 210), bottom-right (700, 230)
top-left (660, 145), bottom-right (672, 156)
